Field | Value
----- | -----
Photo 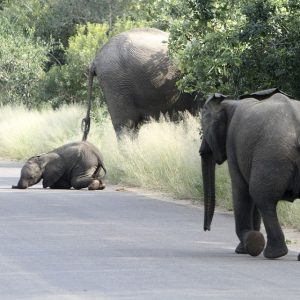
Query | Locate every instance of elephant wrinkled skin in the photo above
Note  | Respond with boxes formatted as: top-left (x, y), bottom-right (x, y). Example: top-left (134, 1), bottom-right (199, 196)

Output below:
top-left (12, 141), bottom-right (106, 190)
top-left (82, 28), bottom-right (201, 140)
top-left (200, 89), bottom-right (300, 259)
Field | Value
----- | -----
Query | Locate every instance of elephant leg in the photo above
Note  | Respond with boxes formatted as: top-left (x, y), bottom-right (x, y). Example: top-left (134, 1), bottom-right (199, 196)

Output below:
top-left (113, 118), bottom-right (141, 139)
top-left (254, 200), bottom-right (288, 259)
top-left (88, 178), bottom-right (105, 190)
top-left (250, 167), bottom-right (289, 259)
top-left (253, 205), bottom-right (261, 231)
top-left (235, 205), bottom-right (263, 255)
top-left (71, 176), bottom-right (104, 190)
top-left (102, 88), bottom-right (142, 138)
top-left (231, 171), bottom-right (265, 256)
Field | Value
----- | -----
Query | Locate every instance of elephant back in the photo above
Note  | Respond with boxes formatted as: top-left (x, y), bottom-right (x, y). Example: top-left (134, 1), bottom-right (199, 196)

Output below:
top-left (94, 28), bottom-right (181, 110)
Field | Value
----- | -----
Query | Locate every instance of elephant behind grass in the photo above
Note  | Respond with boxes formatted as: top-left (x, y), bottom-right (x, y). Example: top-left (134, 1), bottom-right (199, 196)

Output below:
top-left (82, 27), bottom-right (202, 141)
top-left (12, 141), bottom-right (106, 190)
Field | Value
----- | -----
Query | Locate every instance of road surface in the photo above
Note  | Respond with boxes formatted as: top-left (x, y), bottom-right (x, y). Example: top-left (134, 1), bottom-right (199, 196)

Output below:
top-left (0, 161), bottom-right (299, 300)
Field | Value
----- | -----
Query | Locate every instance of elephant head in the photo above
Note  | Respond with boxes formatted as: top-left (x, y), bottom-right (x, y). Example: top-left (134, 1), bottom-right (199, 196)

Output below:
top-left (12, 156), bottom-right (44, 189)
top-left (12, 153), bottom-right (65, 189)
top-left (200, 93), bottom-right (237, 231)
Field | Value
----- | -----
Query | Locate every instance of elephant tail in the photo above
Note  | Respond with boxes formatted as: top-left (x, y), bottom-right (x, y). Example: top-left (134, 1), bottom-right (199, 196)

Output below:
top-left (94, 162), bottom-right (107, 179)
top-left (82, 63), bottom-right (96, 141)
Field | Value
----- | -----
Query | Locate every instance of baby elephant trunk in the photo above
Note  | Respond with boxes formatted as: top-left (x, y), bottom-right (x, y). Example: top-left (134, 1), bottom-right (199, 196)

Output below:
top-left (12, 180), bottom-right (28, 189)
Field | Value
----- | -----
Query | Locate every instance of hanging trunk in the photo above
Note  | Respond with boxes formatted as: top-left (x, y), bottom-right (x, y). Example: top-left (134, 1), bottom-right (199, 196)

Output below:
top-left (201, 152), bottom-right (216, 231)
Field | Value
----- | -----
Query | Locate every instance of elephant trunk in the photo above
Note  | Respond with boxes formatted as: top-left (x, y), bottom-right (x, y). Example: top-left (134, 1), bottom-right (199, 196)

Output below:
top-left (201, 152), bottom-right (216, 231)
top-left (12, 180), bottom-right (28, 189)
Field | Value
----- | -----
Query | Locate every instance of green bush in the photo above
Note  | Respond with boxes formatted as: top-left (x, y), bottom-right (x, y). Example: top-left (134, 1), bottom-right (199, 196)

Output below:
top-left (168, 0), bottom-right (300, 98)
top-left (39, 18), bottom-right (150, 108)
top-left (39, 22), bottom-right (109, 108)
top-left (0, 19), bottom-right (50, 106)
top-left (107, 17), bottom-right (150, 38)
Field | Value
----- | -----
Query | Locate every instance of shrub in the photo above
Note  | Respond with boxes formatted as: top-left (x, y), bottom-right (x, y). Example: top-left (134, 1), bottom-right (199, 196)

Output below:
top-left (39, 18), bottom-right (151, 108)
top-left (40, 23), bottom-right (109, 108)
top-left (0, 20), bottom-right (50, 106)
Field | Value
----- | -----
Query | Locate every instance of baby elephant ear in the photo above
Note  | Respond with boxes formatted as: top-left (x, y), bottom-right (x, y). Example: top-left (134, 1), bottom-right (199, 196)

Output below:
top-left (43, 156), bottom-right (65, 188)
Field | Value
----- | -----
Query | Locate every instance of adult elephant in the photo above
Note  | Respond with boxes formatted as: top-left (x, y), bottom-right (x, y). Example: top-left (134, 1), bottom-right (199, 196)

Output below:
top-left (200, 88), bottom-right (299, 259)
top-left (82, 28), bottom-right (201, 140)
top-left (12, 141), bottom-right (106, 190)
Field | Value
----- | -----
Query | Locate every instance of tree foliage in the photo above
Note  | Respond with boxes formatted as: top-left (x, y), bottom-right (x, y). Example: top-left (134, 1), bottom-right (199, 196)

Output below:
top-left (40, 23), bottom-right (110, 108)
top-left (168, 0), bottom-right (300, 98)
top-left (0, 17), bottom-right (50, 106)
top-left (40, 17), bottom-right (148, 108)
top-left (0, 0), bottom-right (300, 107)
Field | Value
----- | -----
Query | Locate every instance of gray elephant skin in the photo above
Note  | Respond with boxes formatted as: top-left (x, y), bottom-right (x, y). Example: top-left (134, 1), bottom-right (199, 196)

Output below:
top-left (12, 141), bottom-right (106, 190)
top-left (200, 88), bottom-right (300, 259)
top-left (82, 28), bottom-right (201, 140)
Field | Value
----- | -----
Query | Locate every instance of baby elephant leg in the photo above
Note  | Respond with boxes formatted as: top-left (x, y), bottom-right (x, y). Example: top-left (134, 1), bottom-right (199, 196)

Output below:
top-left (71, 176), bottom-right (105, 190)
top-left (88, 178), bottom-right (105, 190)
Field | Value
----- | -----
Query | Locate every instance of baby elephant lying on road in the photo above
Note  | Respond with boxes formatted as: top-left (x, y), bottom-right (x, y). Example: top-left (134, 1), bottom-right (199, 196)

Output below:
top-left (12, 141), bottom-right (106, 190)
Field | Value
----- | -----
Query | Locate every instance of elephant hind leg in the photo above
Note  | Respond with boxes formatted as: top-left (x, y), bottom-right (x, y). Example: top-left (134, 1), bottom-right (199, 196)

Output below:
top-left (250, 176), bottom-right (288, 258)
top-left (249, 162), bottom-right (292, 259)
top-left (253, 198), bottom-right (288, 259)
top-left (71, 176), bottom-right (105, 190)
top-left (106, 94), bottom-right (148, 139)
top-left (114, 119), bottom-right (140, 139)
top-left (88, 179), bottom-right (105, 190)
top-left (235, 205), bottom-right (262, 254)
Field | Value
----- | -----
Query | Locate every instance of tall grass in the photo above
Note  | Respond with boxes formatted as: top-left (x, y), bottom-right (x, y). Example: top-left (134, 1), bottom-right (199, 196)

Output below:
top-left (1, 105), bottom-right (300, 229)
top-left (0, 105), bottom-right (83, 159)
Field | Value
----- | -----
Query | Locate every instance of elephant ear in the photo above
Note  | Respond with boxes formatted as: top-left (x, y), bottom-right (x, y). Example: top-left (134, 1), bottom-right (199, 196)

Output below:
top-left (238, 88), bottom-right (292, 100)
top-left (201, 93), bottom-right (228, 164)
top-left (42, 155), bottom-right (66, 188)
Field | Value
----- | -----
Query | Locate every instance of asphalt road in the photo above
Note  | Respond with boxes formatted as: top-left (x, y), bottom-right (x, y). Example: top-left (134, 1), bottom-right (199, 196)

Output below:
top-left (0, 161), bottom-right (300, 300)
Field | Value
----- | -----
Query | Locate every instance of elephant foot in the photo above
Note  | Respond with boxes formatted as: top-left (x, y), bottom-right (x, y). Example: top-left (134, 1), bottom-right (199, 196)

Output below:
top-left (263, 241), bottom-right (288, 259)
top-left (243, 231), bottom-right (265, 257)
top-left (88, 179), bottom-right (105, 190)
top-left (235, 242), bottom-right (248, 254)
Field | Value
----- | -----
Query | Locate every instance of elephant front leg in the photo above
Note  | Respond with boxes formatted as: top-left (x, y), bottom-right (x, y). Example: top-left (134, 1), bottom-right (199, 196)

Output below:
top-left (231, 176), bottom-right (265, 256)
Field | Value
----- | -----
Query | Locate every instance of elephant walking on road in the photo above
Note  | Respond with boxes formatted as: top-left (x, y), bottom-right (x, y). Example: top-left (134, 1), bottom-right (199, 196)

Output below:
top-left (200, 88), bottom-right (300, 259)
top-left (12, 141), bottom-right (106, 190)
top-left (82, 28), bottom-right (201, 140)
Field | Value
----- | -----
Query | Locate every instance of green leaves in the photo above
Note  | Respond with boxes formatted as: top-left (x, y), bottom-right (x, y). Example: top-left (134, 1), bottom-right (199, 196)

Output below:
top-left (168, 0), bottom-right (300, 98)
top-left (1, 0), bottom-right (300, 107)
top-left (0, 18), bottom-right (50, 106)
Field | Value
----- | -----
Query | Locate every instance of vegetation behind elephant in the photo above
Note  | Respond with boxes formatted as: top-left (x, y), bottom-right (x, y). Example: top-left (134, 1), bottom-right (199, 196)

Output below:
top-left (82, 28), bottom-right (202, 140)
top-left (12, 141), bottom-right (106, 190)
top-left (200, 88), bottom-right (300, 259)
